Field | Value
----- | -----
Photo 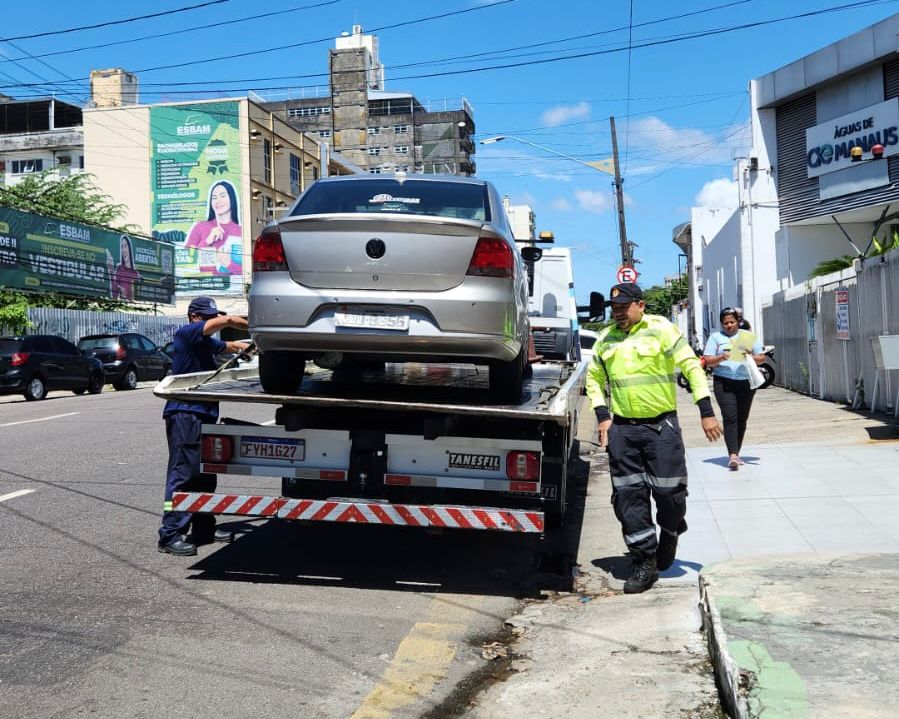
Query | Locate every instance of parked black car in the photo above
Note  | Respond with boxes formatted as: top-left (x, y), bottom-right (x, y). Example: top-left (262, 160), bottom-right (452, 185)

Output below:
top-left (77, 333), bottom-right (171, 390)
top-left (0, 335), bottom-right (105, 401)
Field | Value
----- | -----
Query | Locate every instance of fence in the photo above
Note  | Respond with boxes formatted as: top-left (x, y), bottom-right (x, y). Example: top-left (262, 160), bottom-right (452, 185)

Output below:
top-left (2, 307), bottom-right (183, 349)
top-left (761, 247), bottom-right (899, 411)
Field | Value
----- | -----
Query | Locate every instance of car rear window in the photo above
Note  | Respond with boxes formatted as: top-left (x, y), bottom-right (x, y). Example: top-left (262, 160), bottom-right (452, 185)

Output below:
top-left (0, 339), bottom-right (23, 355)
top-left (78, 337), bottom-right (118, 350)
top-left (292, 179), bottom-right (490, 221)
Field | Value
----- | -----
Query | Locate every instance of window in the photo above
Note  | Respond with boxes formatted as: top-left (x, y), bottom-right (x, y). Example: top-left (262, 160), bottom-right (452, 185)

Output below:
top-left (293, 178), bottom-right (490, 221)
top-left (368, 147), bottom-right (381, 156)
top-left (263, 138), bottom-right (272, 184)
top-left (368, 168), bottom-right (381, 174)
top-left (78, 156), bottom-right (85, 169)
top-left (396, 146), bottom-right (409, 155)
top-left (290, 154), bottom-right (300, 188)
top-left (262, 194), bottom-right (273, 219)
top-left (287, 106), bottom-right (331, 118)
top-left (367, 127), bottom-right (381, 136)
top-left (394, 124), bottom-right (409, 133)
top-left (318, 129), bottom-right (331, 139)
top-left (11, 159), bottom-right (43, 174)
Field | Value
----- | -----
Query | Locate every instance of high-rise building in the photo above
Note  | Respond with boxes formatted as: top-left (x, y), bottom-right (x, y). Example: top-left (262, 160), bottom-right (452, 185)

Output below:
top-left (259, 25), bottom-right (475, 176)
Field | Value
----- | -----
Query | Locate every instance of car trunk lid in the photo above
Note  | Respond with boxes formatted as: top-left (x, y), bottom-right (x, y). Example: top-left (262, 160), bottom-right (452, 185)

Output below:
top-left (276, 214), bottom-right (486, 291)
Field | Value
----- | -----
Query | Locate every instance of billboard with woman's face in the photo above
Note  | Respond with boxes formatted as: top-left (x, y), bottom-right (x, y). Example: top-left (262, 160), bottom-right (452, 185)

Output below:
top-left (150, 101), bottom-right (243, 296)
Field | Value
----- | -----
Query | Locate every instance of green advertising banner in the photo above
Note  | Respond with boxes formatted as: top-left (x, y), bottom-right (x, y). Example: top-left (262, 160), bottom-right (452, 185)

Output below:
top-left (150, 101), bottom-right (244, 295)
top-left (0, 206), bottom-right (175, 303)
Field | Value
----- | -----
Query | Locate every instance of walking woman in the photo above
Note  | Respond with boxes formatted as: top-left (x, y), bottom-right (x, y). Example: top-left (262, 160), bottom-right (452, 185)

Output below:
top-left (703, 308), bottom-right (766, 470)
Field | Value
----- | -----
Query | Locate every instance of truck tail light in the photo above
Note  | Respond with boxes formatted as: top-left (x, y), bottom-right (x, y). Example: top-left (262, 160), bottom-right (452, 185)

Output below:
top-left (10, 352), bottom-right (30, 367)
top-left (253, 225), bottom-right (288, 271)
top-left (467, 236), bottom-right (512, 278)
top-left (506, 451), bottom-right (539, 481)
top-left (202, 434), bottom-right (234, 463)
top-left (116, 344), bottom-right (126, 360)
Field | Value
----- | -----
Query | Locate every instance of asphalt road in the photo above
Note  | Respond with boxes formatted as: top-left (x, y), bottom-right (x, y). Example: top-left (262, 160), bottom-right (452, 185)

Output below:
top-left (0, 385), bottom-right (580, 719)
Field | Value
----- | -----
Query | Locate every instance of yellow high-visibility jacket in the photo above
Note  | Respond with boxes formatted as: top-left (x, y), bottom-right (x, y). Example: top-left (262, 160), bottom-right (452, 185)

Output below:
top-left (586, 314), bottom-right (709, 419)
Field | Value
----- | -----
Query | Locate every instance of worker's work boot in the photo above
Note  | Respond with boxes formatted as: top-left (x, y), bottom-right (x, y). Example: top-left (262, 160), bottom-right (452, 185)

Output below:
top-left (623, 557), bottom-right (659, 594)
top-left (157, 538), bottom-right (197, 556)
top-left (657, 530), bottom-right (679, 571)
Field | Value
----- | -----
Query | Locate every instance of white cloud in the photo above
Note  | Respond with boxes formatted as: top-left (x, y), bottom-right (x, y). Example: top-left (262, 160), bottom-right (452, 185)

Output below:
top-left (695, 178), bottom-right (739, 208)
top-left (575, 189), bottom-right (610, 214)
top-left (626, 116), bottom-right (751, 167)
top-left (540, 102), bottom-right (590, 127)
top-left (477, 145), bottom-right (575, 182)
top-left (551, 197), bottom-right (572, 211)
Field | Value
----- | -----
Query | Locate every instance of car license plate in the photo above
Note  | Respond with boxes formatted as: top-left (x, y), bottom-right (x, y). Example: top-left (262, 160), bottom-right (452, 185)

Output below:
top-left (335, 306), bottom-right (409, 331)
top-left (240, 437), bottom-right (305, 461)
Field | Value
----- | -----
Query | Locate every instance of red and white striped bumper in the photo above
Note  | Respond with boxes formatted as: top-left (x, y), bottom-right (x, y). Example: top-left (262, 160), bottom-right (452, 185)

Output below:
top-left (172, 492), bottom-right (545, 533)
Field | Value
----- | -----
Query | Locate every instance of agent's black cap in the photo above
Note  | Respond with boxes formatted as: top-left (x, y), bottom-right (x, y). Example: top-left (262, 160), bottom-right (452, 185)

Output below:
top-left (188, 296), bottom-right (226, 318)
top-left (608, 283), bottom-right (643, 304)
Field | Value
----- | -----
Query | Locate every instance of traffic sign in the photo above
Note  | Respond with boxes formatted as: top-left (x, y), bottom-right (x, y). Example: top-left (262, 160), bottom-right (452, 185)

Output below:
top-left (616, 266), bottom-right (638, 284)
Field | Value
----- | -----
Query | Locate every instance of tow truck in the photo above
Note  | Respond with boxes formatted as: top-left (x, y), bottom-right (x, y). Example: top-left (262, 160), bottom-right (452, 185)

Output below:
top-left (152, 347), bottom-right (601, 536)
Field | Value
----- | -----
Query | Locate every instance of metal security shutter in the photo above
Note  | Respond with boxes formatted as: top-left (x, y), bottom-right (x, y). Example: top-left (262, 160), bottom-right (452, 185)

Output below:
top-left (776, 93), bottom-right (817, 225)
top-left (884, 59), bottom-right (899, 182)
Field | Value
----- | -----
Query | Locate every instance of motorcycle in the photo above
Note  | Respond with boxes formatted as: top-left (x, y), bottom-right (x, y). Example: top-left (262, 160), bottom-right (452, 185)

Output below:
top-left (677, 345), bottom-right (777, 392)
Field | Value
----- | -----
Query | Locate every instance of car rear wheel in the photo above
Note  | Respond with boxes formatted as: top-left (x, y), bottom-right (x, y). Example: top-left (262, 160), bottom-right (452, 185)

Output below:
top-left (87, 371), bottom-right (104, 394)
top-left (259, 351), bottom-right (306, 394)
top-left (489, 346), bottom-right (526, 404)
top-left (24, 375), bottom-right (47, 401)
top-left (114, 367), bottom-right (138, 391)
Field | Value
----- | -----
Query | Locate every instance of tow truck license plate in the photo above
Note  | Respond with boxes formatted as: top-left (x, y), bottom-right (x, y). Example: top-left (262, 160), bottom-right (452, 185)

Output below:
top-left (240, 437), bottom-right (305, 461)
top-left (335, 306), bottom-right (409, 331)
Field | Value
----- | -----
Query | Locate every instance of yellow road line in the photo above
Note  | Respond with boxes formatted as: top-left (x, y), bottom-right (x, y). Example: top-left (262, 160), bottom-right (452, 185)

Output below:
top-left (350, 595), bottom-right (482, 719)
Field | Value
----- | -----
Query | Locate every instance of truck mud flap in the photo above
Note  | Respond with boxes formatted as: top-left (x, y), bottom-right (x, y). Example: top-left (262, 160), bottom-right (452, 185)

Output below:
top-left (172, 492), bottom-right (545, 532)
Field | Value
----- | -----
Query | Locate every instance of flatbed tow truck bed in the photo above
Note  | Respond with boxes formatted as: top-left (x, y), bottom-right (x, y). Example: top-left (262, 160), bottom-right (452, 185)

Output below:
top-left (153, 360), bottom-right (586, 533)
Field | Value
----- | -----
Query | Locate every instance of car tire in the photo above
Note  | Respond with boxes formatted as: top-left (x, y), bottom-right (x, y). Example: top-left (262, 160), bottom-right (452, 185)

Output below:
top-left (489, 347), bottom-right (526, 403)
top-left (87, 371), bottom-right (104, 394)
top-left (259, 351), bottom-right (306, 394)
top-left (114, 367), bottom-right (138, 391)
top-left (24, 375), bottom-right (47, 401)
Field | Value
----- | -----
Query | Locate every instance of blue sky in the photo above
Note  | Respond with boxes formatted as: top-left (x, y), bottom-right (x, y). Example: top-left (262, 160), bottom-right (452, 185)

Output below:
top-left (3, 0), bottom-right (899, 300)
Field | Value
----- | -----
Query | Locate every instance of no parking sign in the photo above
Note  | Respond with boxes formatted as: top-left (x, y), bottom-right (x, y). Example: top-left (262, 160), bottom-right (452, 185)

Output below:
top-left (616, 266), bottom-right (638, 284)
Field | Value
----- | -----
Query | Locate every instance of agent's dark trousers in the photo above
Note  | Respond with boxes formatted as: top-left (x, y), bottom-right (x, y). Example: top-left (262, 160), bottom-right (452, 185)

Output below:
top-left (607, 414), bottom-right (688, 561)
top-left (713, 376), bottom-right (755, 456)
top-left (159, 412), bottom-right (217, 546)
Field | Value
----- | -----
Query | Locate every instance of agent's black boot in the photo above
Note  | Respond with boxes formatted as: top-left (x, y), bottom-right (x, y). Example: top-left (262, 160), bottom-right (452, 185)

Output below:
top-left (657, 531), bottom-right (678, 571)
top-left (623, 557), bottom-right (659, 594)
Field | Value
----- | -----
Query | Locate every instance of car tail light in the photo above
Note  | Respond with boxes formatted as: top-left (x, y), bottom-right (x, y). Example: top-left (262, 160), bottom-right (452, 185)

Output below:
top-left (467, 236), bottom-right (512, 278)
top-left (506, 451), bottom-right (540, 481)
top-left (202, 434), bottom-right (234, 463)
top-left (10, 352), bottom-right (30, 367)
top-left (253, 225), bottom-right (288, 271)
top-left (116, 344), bottom-right (126, 360)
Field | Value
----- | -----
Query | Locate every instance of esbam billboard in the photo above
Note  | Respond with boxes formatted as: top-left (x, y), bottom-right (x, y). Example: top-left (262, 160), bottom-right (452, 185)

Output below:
top-left (0, 206), bottom-right (175, 303)
top-left (805, 98), bottom-right (899, 178)
top-left (150, 101), bottom-right (244, 296)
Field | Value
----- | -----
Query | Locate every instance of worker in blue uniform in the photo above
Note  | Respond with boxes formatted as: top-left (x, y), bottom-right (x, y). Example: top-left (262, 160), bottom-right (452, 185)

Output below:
top-left (157, 296), bottom-right (250, 556)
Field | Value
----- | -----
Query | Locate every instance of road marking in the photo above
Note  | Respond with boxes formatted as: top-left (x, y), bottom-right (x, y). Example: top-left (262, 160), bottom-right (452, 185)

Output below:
top-left (0, 412), bottom-right (80, 428)
top-left (350, 595), bottom-right (483, 719)
top-left (0, 489), bottom-right (35, 503)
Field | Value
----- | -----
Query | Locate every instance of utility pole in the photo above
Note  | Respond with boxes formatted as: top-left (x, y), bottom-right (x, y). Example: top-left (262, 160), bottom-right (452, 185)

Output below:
top-left (609, 116), bottom-right (632, 267)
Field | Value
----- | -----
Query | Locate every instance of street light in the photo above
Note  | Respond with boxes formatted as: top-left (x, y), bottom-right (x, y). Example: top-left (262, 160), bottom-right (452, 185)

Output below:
top-left (480, 133), bottom-right (632, 267)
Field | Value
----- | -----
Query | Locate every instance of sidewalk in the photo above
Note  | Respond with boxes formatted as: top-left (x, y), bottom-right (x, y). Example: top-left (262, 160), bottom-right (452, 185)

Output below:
top-left (465, 384), bottom-right (899, 718)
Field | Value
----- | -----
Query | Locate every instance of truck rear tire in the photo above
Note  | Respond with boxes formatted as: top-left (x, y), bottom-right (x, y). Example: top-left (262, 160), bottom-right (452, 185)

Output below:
top-left (260, 351), bottom-right (306, 394)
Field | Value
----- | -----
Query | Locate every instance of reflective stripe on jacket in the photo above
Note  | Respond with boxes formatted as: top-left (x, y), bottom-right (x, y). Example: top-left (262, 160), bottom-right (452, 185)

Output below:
top-left (585, 314), bottom-right (709, 418)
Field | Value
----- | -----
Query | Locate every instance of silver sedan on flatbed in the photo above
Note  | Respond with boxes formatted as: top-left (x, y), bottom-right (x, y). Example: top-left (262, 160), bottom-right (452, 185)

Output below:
top-left (249, 174), bottom-right (531, 402)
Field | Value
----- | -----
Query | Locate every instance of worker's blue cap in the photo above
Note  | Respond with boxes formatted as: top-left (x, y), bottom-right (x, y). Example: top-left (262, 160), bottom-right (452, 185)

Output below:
top-left (608, 283), bottom-right (643, 304)
top-left (188, 296), bottom-right (226, 318)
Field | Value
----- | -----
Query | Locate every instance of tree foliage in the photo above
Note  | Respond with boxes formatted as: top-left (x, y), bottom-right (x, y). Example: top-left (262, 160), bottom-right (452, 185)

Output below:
top-left (0, 173), bottom-right (147, 326)
top-left (642, 275), bottom-right (689, 318)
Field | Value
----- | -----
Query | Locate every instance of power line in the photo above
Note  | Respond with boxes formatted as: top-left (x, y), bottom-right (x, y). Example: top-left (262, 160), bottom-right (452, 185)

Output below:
top-left (0, 0), bottom-right (234, 43)
top-left (623, 0), bottom-right (635, 176)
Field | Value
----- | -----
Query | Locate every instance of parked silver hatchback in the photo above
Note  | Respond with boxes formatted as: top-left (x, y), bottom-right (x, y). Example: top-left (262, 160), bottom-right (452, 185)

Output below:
top-left (249, 174), bottom-right (530, 401)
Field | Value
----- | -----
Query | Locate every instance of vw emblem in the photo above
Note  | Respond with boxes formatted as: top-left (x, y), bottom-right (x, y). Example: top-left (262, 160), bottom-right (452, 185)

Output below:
top-left (366, 238), bottom-right (386, 259)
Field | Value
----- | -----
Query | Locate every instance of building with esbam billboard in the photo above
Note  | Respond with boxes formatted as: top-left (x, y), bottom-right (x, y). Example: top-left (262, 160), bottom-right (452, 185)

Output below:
top-left (83, 88), bottom-right (360, 316)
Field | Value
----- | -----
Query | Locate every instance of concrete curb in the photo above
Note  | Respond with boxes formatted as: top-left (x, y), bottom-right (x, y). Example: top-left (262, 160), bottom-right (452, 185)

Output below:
top-left (698, 571), bottom-right (751, 718)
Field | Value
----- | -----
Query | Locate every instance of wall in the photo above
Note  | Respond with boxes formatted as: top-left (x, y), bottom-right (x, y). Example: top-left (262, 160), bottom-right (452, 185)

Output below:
top-left (761, 247), bottom-right (899, 408)
top-left (690, 206), bottom-right (738, 344)
top-left (83, 105), bottom-right (152, 231)
top-left (774, 222), bottom-right (872, 290)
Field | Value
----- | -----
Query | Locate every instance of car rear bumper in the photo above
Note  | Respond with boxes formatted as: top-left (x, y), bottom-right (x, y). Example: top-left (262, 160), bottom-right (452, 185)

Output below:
top-left (0, 371), bottom-right (25, 392)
